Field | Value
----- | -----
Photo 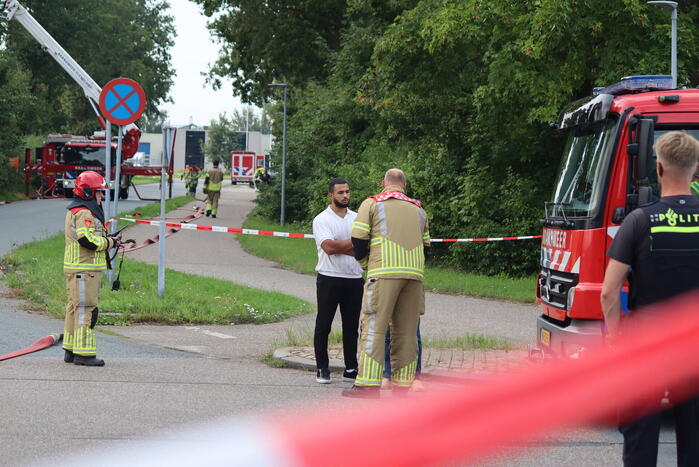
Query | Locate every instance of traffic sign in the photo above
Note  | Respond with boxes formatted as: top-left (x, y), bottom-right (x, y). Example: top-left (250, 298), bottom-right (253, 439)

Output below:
top-left (99, 77), bottom-right (146, 125)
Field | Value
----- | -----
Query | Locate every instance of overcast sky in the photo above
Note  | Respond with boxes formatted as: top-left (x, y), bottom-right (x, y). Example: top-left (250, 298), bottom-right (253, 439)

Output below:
top-left (160, 0), bottom-right (251, 127)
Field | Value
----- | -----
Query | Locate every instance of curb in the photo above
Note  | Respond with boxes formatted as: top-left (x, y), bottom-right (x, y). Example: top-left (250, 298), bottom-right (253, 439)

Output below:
top-left (273, 347), bottom-right (345, 372)
top-left (271, 346), bottom-right (497, 384)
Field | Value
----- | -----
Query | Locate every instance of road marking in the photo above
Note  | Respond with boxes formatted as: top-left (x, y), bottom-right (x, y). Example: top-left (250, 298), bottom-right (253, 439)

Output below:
top-left (183, 326), bottom-right (237, 340)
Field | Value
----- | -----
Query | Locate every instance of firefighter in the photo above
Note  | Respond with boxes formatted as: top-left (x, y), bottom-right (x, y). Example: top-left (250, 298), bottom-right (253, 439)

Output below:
top-left (601, 131), bottom-right (699, 466)
top-left (343, 168), bottom-right (430, 398)
top-left (204, 160), bottom-right (223, 218)
top-left (63, 171), bottom-right (121, 366)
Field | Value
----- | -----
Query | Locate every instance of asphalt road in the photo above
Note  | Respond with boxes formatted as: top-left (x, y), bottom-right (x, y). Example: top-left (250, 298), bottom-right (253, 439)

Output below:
top-left (0, 181), bottom-right (186, 257)
top-left (0, 184), bottom-right (680, 466)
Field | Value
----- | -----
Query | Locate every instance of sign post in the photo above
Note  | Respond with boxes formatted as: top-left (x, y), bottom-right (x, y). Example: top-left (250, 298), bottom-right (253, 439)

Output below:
top-left (98, 77), bottom-right (146, 285)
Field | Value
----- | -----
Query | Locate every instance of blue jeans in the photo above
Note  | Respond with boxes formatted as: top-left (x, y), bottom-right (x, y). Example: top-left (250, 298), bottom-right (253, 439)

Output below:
top-left (384, 320), bottom-right (422, 379)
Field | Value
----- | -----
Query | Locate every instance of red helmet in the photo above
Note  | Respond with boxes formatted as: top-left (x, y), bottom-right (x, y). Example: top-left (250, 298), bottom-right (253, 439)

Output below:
top-left (73, 171), bottom-right (107, 200)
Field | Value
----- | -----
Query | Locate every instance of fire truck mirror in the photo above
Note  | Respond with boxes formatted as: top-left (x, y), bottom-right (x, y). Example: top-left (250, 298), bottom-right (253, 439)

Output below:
top-left (636, 118), bottom-right (654, 181)
top-left (638, 186), bottom-right (652, 206)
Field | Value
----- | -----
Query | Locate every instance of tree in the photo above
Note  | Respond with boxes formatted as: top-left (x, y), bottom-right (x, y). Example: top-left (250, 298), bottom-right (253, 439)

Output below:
top-left (192, 0), bottom-right (348, 104)
top-left (211, 0), bottom-right (699, 275)
top-left (203, 113), bottom-right (245, 168)
top-left (4, 0), bottom-right (176, 135)
top-left (0, 49), bottom-right (35, 191)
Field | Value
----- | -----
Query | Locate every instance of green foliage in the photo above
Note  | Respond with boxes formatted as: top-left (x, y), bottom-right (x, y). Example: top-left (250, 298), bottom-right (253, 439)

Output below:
top-left (202, 113), bottom-right (246, 168)
top-left (210, 0), bottom-right (699, 276)
top-left (0, 49), bottom-right (35, 190)
top-left (4, 0), bottom-right (176, 135)
top-left (193, 0), bottom-right (349, 104)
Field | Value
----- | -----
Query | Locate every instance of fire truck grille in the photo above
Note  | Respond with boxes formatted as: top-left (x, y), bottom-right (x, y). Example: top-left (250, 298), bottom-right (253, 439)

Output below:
top-left (539, 268), bottom-right (578, 310)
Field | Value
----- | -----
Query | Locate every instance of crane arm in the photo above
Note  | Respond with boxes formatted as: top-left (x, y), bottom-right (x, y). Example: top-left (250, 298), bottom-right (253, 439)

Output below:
top-left (2, 0), bottom-right (142, 156)
top-left (2, 0), bottom-right (102, 106)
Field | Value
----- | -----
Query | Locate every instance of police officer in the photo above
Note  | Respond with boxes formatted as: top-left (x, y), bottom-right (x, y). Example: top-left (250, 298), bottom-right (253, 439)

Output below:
top-left (601, 131), bottom-right (699, 466)
top-left (204, 160), bottom-right (224, 218)
top-left (343, 168), bottom-right (430, 398)
top-left (64, 171), bottom-right (121, 366)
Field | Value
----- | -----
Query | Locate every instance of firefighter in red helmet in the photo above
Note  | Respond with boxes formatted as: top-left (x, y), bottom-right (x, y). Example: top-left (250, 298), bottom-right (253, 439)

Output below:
top-left (63, 171), bottom-right (121, 366)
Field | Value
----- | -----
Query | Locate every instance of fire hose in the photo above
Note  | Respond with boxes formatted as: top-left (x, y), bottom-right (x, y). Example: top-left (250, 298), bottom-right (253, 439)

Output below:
top-left (0, 334), bottom-right (62, 361)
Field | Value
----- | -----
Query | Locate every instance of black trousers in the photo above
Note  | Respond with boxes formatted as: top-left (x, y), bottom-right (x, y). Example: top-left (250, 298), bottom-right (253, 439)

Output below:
top-left (314, 274), bottom-right (364, 370)
top-left (620, 396), bottom-right (699, 467)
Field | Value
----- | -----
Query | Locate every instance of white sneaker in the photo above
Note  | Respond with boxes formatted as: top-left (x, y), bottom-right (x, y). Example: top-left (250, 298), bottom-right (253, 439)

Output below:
top-left (316, 369), bottom-right (331, 384)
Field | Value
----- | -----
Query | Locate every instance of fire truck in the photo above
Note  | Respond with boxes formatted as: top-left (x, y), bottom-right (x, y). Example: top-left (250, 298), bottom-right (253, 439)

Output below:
top-left (230, 150), bottom-right (266, 186)
top-left (2, 0), bottom-right (172, 199)
top-left (533, 75), bottom-right (699, 359)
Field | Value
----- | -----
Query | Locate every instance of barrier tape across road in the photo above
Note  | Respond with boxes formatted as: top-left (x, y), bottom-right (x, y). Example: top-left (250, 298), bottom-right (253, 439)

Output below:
top-left (111, 217), bottom-right (541, 243)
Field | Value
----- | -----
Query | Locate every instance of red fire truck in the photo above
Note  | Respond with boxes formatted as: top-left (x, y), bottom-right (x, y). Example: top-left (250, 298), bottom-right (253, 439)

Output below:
top-left (3, 0), bottom-right (172, 200)
top-left (533, 75), bottom-right (699, 359)
top-left (230, 150), bottom-right (266, 186)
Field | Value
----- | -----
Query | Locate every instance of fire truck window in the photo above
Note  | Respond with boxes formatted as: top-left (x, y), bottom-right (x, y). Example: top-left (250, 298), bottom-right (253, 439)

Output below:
top-left (650, 128), bottom-right (699, 200)
top-left (60, 146), bottom-right (116, 167)
top-left (551, 117), bottom-right (618, 218)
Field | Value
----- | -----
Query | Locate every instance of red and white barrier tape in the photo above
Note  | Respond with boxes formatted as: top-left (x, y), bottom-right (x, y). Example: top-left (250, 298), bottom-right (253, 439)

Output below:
top-left (111, 217), bottom-right (540, 243)
top-left (65, 290), bottom-right (699, 467)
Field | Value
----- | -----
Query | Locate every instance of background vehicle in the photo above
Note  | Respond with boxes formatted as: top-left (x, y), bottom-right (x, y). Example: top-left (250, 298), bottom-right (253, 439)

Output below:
top-left (230, 150), bottom-right (266, 186)
top-left (533, 75), bottom-right (699, 359)
top-left (2, 0), bottom-right (172, 199)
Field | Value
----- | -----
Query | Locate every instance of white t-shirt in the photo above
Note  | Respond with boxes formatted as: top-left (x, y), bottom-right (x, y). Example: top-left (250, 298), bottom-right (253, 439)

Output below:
top-left (312, 206), bottom-right (364, 278)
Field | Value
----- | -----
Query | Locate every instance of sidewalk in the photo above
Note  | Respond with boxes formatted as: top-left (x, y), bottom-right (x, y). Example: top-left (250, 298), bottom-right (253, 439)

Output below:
top-left (110, 185), bottom-right (538, 379)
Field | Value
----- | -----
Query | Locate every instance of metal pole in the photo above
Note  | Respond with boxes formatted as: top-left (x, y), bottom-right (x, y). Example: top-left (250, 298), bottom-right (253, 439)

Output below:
top-left (671, 7), bottom-right (677, 88)
top-left (104, 120), bottom-right (114, 284)
top-left (112, 126), bottom-right (123, 229)
top-left (648, 1), bottom-right (679, 88)
top-left (280, 85), bottom-right (287, 225)
top-left (158, 127), bottom-right (171, 298)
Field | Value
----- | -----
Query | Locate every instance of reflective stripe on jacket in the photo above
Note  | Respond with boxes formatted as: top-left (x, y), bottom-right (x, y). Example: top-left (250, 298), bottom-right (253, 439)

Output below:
top-left (351, 185), bottom-right (430, 281)
top-left (64, 208), bottom-right (113, 272)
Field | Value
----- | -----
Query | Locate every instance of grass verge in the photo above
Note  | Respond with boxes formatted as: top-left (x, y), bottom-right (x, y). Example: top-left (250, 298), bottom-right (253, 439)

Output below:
top-left (239, 215), bottom-right (536, 303)
top-left (130, 175), bottom-right (162, 185)
top-left (1, 197), bottom-right (312, 325)
top-left (0, 191), bottom-right (30, 202)
top-left (112, 196), bottom-right (195, 231)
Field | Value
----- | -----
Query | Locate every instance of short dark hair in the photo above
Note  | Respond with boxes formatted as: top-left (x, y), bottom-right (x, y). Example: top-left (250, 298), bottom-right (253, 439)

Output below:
top-left (213, 160), bottom-right (220, 167)
top-left (328, 177), bottom-right (348, 194)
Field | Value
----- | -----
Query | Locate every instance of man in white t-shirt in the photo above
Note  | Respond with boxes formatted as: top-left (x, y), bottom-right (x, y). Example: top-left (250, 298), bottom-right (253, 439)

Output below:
top-left (312, 178), bottom-right (364, 384)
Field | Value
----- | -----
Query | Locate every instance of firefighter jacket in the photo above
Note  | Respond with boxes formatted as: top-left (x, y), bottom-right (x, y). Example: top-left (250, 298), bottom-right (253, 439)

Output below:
top-left (206, 167), bottom-right (224, 192)
top-left (64, 204), bottom-right (116, 273)
top-left (351, 185), bottom-right (430, 280)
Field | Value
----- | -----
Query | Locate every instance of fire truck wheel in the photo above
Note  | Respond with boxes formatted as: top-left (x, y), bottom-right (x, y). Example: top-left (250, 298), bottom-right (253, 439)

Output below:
top-left (64, 189), bottom-right (73, 198)
top-left (119, 187), bottom-right (129, 200)
top-left (231, 181), bottom-right (237, 185)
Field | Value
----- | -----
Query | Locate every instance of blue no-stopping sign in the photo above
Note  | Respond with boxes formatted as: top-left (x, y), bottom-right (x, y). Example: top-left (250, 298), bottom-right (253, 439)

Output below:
top-left (99, 77), bottom-right (146, 125)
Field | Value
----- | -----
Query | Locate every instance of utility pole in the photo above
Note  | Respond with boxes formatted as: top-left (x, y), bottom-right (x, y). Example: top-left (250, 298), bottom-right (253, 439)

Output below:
top-left (648, 1), bottom-right (678, 88)
top-left (268, 83), bottom-right (289, 225)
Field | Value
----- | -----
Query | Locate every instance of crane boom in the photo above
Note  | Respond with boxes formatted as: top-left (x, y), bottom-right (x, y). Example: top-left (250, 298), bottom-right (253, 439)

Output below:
top-left (2, 0), bottom-right (102, 112)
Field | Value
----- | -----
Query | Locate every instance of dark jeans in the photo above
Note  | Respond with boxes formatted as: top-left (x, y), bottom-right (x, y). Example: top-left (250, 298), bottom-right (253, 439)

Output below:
top-left (314, 274), bottom-right (364, 370)
top-left (620, 396), bottom-right (699, 467)
top-left (384, 320), bottom-right (422, 379)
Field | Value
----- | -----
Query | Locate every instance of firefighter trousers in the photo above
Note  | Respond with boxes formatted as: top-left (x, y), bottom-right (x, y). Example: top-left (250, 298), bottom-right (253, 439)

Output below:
top-left (355, 278), bottom-right (424, 387)
top-left (63, 272), bottom-right (101, 356)
top-left (206, 190), bottom-right (221, 215)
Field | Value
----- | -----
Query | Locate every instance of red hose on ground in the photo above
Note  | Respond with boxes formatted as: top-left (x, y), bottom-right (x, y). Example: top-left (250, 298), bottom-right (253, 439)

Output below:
top-left (0, 334), bottom-right (62, 361)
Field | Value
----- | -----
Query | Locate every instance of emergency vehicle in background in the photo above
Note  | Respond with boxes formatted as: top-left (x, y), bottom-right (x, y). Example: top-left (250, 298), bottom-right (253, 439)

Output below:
top-left (533, 75), bottom-right (699, 359)
top-left (230, 150), bottom-right (266, 186)
top-left (2, 0), bottom-right (172, 200)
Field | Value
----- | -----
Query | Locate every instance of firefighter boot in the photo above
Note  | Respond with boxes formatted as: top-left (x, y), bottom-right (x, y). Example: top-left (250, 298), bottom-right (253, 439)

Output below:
top-left (206, 210), bottom-right (211, 217)
top-left (64, 349), bottom-right (74, 363)
top-left (341, 385), bottom-right (380, 399)
top-left (73, 355), bottom-right (105, 367)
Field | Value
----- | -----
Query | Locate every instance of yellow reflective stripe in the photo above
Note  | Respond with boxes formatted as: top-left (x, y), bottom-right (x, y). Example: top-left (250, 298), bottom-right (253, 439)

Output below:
top-left (208, 182), bottom-right (222, 191)
top-left (651, 226), bottom-right (699, 233)
top-left (356, 353), bottom-right (383, 386)
top-left (64, 263), bottom-right (106, 270)
top-left (367, 267), bottom-right (424, 278)
top-left (83, 228), bottom-right (107, 250)
top-left (370, 237), bottom-right (383, 246)
top-left (353, 221), bottom-right (370, 232)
